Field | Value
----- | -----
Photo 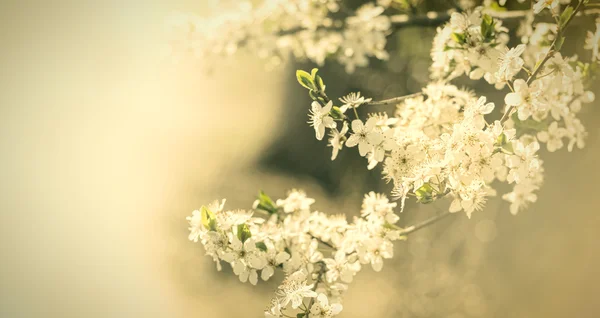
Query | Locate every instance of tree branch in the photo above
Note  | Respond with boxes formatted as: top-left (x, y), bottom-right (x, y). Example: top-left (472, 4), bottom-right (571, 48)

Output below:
top-left (390, 7), bottom-right (600, 28)
top-left (365, 92), bottom-right (423, 106)
top-left (397, 210), bottom-right (453, 236)
top-left (500, 0), bottom-right (587, 123)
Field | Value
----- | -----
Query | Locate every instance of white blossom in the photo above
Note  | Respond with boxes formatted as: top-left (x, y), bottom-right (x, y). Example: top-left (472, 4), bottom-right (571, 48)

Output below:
top-left (277, 270), bottom-right (317, 309)
top-left (309, 101), bottom-right (336, 141)
top-left (504, 79), bottom-right (546, 121)
top-left (496, 44), bottom-right (526, 82)
top-left (328, 122), bottom-right (349, 160)
top-left (310, 293), bottom-right (343, 318)
top-left (585, 20), bottom-right (600, 61)
top-left (537, 121), bottom-right (567, 152)
top-left (346, 117), bottom-right (382, 157)
top-left (533, 0), bottom-right (559, 14)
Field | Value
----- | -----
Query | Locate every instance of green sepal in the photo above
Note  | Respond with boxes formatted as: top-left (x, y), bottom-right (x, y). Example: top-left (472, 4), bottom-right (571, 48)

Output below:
top-left (495, 133), bottom-right (508, 147)
top-left (201, 206), bottom-right (218, 231)
top-left (415, 183), bottom-right (435, 204)
top-left (451, 32), bottom-right (466, 44)
top-left (237, 224), bottom-right (252, 243)
top-left (255, 241), bottom-right (268, 252)
top-left (330, 106), bottom-right (344, 120)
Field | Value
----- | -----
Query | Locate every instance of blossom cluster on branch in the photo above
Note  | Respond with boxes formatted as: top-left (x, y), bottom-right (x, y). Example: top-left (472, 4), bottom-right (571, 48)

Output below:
top-left (166, 0), bottom-right (393, 72)
top-left (188, 190), bottom-right (406, 317)
top-left (184, 1), bottom-right (599, 317)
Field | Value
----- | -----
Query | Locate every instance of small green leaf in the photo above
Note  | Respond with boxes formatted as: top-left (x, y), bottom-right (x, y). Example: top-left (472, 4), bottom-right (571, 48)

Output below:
top-left (311, 68), bottom-right (319, 79)
top-left (559, 6), bottom-right (574, 29)
top-left (480, 14), bottom-right (495, 39)
top-left (237, 224), bottom-right (252, 243)
top-left (451, 32), bottom-right (466, 44)
top-left (495, 133), bottom-right (508, 147)
top-left (296, 70), bottom-right (316, 90)
top-left (415, 183), bottom-right (435, 204)
top-left (297, 314), bottom-right (306, 318)
top-left (256, 190), bottom-right (278, 214)
top-left (201, 206), bottom-right (218, 231)
top-left (554, 36), bottom-right (565, 51)
top-left (255, 241), bottom-right (268, 252)
top-left (314, 74), bottom-right (326, 92)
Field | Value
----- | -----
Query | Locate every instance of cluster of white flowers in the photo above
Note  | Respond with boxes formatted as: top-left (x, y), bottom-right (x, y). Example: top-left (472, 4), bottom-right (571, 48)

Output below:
top-left (430, 9), bottom-right (510, 87)
top-left (299, 3), bottom-right (595, 217)
top-left (185, 1), bottom-right (599, 316)
top-left (166, 0), bottom-right (391, 72)
top-left (187, 190), bottom-right (408, 317)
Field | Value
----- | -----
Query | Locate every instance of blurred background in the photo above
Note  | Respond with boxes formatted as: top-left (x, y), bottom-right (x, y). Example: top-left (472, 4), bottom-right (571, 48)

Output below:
top-left (1, 1), bottom-right (599, 317)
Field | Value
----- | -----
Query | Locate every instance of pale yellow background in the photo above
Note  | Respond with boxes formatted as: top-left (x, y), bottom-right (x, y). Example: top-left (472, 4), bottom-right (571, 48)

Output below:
top-left (1, 1), bottom-right (599, 318)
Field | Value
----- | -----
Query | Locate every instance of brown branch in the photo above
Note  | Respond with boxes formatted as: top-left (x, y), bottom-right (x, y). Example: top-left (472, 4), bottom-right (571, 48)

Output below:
top-left (500, 0), bottom-right (587, 123)
top-left (390, 7), bottom-right (600, 28)
top-left (365, 92), bottom-right (424, 106)
top-left (397, 211), bottom-right (453, 236)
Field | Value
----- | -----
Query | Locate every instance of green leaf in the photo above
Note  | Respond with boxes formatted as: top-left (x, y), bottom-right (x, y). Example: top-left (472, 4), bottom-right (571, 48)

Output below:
top-left (314, 74), bottom-right (326, 92)
top-left (480, 14), bottom-right (495, 39)
top-left (415, 183), bottom-right (435, 204)
top-left (451, 32), bottom-right (466, 44)
top-left (256, 190), bottom-right (278, 214)
top-left (554, 36), bottom-right (565, 51)
top-left (495, 133), bottom-right (508, 147)
top-left (311, 68), bottom-right (319, 79)
top-left (255, 241), bottom-right (268, 252)
top-left (296, 70), bottom-right (316, 90)
top-left (559, 6), bottom-right (574, 29)
top-left (237, 224), bottom-right (252, 243)
top-left (297, 314), bottom-right (306, 318)
top-left (201, 206), bottom-right (218, 231)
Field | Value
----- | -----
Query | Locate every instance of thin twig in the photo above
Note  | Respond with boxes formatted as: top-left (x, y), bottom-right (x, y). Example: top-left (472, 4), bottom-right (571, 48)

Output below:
top-left (500, 0), bottom-right (587, 124)
top-left (309, 233), bottom-right (335, 249)
top-left (390, 7), bottom-right (600, 28)
top-left (398, 211), bottom-right (453, 236)
top-left (365, 92), bottom-right (423, 106)
top-left (305, 262), bottom-right (327, 316)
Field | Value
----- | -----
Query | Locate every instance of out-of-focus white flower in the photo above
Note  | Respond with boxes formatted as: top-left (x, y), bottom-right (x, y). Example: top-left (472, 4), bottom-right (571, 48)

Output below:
top-left (537, 121), bottom-right (567, 152)
top-left (328, 122), bottom-right (349, 161)
top-left (533, 0), bottom-right (559, 14)
top-left (276, 190), bottom-right (315, 213)
top-left (310, 293), bottom-right (343, 318)
top-left (504, 79), bottom-right (546, 121)
top-left (496, 44), bottom-right (526, 82)
top-left (585, 20), bottom-right (600, 61)
top-left (503, 183), bottom-right (539, 215)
